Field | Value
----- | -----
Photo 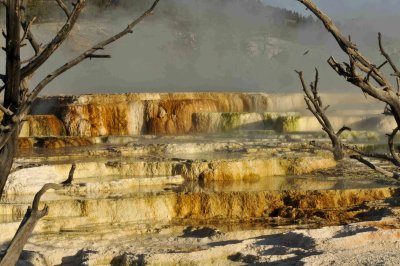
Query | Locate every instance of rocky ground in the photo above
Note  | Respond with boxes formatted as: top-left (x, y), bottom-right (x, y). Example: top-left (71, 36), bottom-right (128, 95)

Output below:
top-left (0, 93), bottom-right (399, 265)
top-left (1, 134), bottom-right (400, 265)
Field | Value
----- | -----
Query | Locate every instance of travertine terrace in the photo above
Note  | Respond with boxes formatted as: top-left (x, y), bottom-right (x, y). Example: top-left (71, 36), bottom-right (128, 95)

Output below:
top-left (1, 92), bottom-right (400, 265)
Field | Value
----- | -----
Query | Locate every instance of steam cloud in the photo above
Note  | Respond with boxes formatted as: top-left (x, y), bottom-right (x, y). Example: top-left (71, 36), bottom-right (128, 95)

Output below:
top-left (0, 0), bottom-right (399, 95)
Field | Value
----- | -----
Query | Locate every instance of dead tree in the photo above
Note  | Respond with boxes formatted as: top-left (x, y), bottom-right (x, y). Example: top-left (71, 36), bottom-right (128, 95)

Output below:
top-left (0, 0), bottom-right (160, 263)
top-left (0, 164), bottom-right (76, 266)
top-left (296, 69), bottom-right (350, 160)
top-left (0, 0), bottom-right (160, 196)
top-left (297, 0), bottom-right (400, 178)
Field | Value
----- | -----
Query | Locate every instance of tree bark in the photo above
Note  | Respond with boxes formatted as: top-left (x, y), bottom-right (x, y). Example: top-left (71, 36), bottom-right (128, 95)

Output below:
top-left (0, 132), bottom-right (17, 197)
top-left (0, 0), bottom-right (22, 196)
top-left (5, 0), bottom-right (21, 109)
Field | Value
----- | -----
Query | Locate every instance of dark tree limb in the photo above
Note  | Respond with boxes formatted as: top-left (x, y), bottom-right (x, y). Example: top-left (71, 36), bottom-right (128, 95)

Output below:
top-left (0, 164), bottom-right (76, 266)
top-left (0, 0), bottom-right (23, 198)
top-left (336, 126), bottom-right (351, 137)
top-left (387, 127), bottom-right (400, 165)
top-left (86, 54), bottom-right (111, 59)
top-left (345, 144), bottom-right (398, 165)
top-left (350, 155), bottom-right (400, 180)
top-left (296, 69), bottom-right (349, 160)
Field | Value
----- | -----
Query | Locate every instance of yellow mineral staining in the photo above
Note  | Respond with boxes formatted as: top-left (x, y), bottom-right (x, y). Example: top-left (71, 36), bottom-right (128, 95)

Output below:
top-left (63, 104), bottom-right (130, 137)
top-left (197, 157), bottom-right (336, 181)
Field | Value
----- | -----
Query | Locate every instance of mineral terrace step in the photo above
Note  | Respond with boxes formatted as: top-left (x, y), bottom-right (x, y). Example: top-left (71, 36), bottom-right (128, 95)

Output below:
top-left (6, 154), bottom-right (337, 195)
top-left (0, 186), bottom-right (398, 245)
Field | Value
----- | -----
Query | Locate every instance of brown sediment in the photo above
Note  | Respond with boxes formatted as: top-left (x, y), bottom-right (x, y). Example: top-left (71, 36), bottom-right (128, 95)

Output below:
top-left (1, 187), bottom-right (397, 233)
top-left (20, 115), bottom-right (66, 137)
top-left (18, 137), bottom-right (95, 150)
top-left (62, 103), bottom-right (131, 137)
top-left (146, 98), bottom-right (251, 134)
top-left (18, 138), bottom-right (35, 150)
top-left (173, 188), bottom-right (400, 223)
top-left (194, 157), bottom-right (336, 181)
top-left (37, 137), bottom-right (95, 149)
top-left (51, 93), bottom-right (270, 136)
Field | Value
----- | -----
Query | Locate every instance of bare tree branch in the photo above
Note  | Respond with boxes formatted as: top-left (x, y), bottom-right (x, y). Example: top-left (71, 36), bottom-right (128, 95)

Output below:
top-left (336, 126), bottom-right (351, 136)
top-left (387, 127), bottom-right (400, 165)
top-left (29, 0), bottom-right (160, 101)
top-left (19, 2), bottom-right (41, 55)
top-left (345, 144), bottom-right (398, 164)
top-left (20, 0), bottom-right (86, 79)
top-left (86, 54), bottom-right (111, 59)
top-left (19, 16), bottom-right (35, 44)
top-left (55, 0), bottom-right (71, 18)
top-left (296, 69), bottom-right (347, 160)
top-left (378, 32), bottom-right (400, 77)
top-left (0, 104), bottom-right (14, 116)
top-left (298, 0), bottom-right (398, 104)
top-left (350, 155), bottom-right (400, 180)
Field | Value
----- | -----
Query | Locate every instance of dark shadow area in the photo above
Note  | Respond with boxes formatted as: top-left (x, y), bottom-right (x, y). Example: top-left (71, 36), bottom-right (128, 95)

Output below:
top-left (333, 226), bottom-right (378, 238)
top-left (263, 250), bottom-right (322, 266)
top-left (254, 232), bottom-right (315, 250)
top-left (224, 232), bottom-right (322, 265)
top-left (208, 240), bottom-right (242, 247)
top-left (354, 207), bottom-right (394, 221)
top-left (59, 249), bottom-right (98, 266)
top-left (227, 252), bottom-right (261, 264)
top-left (181, 226), bottom-right (221, 238)
top-left (110, 253), bottom-right (146, 266)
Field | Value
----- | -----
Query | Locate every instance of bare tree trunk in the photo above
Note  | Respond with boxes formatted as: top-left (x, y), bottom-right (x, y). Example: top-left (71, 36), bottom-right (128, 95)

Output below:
top-left (0, 0), bottom-right (161, 262)
top-left (0, 0), bottom-right (22, 196)
top-left (0, 0), bottom-right (160, 263)
top-left (0, 132), bottom-right (17, 197)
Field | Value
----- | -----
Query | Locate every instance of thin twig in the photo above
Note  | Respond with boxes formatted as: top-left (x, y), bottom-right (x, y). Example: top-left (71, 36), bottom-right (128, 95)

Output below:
top-left (55, 0), bottom-right (71, 18)
top-left (20, 17), bottom-right (36, 44)
top-left (0, 104), bottom-right (14, 116)
top-left (378, 32), bottom-right (400, 77)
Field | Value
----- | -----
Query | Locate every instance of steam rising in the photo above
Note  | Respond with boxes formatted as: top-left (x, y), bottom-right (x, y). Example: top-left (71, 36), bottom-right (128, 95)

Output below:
top-left (0, 0), bottom-right (399, 95)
